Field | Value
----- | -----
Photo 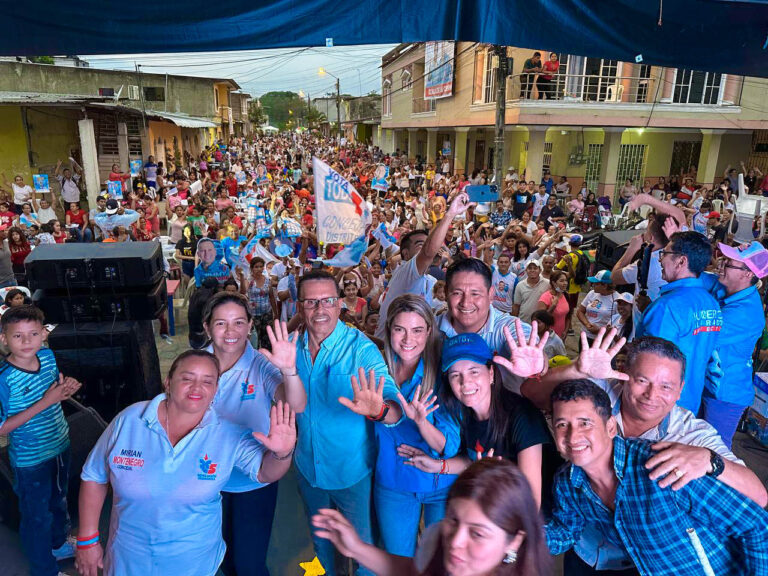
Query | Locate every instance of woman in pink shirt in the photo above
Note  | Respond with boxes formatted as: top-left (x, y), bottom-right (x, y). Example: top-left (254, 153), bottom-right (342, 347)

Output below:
top-left (538, 52), bottom-right (560, 100)
top-left (537, 270), bottom-right (570, 338)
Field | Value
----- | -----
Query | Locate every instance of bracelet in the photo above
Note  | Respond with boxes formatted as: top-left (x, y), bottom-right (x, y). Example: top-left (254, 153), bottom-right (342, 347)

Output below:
top-left (77, 532), bottom-right (99, 542)
top-left (281, 371), bottom-right (298, 377)
top-left (271, 447), bottom-right (294, 461)
top-left (76, 534), bottom-right (100, 548)
top-left (366, 402), bottom-right (390, 422)
top-left (439, 459), bottom-right (448, 475)
top-left (77, 541), bottom-right (100, 550)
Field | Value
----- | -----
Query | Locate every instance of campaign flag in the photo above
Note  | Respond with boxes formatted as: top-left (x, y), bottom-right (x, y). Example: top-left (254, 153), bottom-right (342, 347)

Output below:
top-left (424, 41), bottom-right (455, 99)
top-left (278, 215), bottom-right (303, 238)
top-left (320, 234), bottom-right (369, 268)
top-left (107, 180), bottom-right (123, 199)
top-left (313, 156), bottom-right (371, 245)
top-left (130, 160), bottom-right (143, 177)
top-left (32, 174), bottom-right (50, 193)
top-left (371, 165), bottom-right (389, 192)
top-left (237, 235), bottom-right (279, 272)
top-left (371, 223), bottom-right (396, 250)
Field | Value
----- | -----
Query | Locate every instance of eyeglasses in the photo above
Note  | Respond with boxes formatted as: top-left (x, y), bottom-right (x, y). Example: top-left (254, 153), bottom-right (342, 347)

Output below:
top-left (299, 297), bottom-right (339, 309)
top-left (718, 260), bottom-right (749, 272)
top-left (658, 250), bottom-right (682, 258)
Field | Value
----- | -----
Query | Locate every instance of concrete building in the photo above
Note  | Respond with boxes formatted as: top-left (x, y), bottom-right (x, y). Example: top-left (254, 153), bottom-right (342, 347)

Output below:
top-left (377, 43), bottom-right (768, 200)
top-left (230, 91), bottom-right (253, 137)
top-left (0, 61), bottom-right (241, 206)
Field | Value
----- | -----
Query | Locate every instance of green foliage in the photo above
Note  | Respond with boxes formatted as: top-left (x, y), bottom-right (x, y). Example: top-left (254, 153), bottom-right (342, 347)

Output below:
top-left (259, 91), bottom-right (308, 130)
top-left (248, 100), bottom-right (267, 127)
top-left (28, 56), bottom-right (55, 65)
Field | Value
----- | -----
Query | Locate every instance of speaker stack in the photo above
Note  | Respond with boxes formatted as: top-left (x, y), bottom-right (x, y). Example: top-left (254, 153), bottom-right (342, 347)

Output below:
top-left (24, 242), bottom-right (165, 421)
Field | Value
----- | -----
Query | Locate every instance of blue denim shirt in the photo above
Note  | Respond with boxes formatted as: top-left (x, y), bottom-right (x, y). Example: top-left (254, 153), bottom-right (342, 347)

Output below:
top-left (635, 276), bottom-right (722, 413)
top-left (375, 360), bottom-right (460, 493)
top-left (296, 321), bottom-right (402, 490)
top-left (700, 272), bottom-right (763, 406)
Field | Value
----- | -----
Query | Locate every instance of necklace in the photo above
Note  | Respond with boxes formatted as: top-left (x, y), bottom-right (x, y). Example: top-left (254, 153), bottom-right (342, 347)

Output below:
top-left (165, 399), bottom-right (171, 443)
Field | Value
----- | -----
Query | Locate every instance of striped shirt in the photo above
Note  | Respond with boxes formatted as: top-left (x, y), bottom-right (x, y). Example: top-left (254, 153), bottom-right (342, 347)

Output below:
top-left (0, 348), bottom-right (69, 468)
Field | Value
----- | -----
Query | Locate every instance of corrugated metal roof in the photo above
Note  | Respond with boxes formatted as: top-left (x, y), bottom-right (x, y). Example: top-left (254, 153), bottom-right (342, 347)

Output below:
top-left (0, 91), bottom-right (111, 104)
top-left (146, 110), bottom-right (217, 128)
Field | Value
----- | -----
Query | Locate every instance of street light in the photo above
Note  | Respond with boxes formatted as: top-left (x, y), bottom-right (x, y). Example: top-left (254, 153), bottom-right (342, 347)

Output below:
top-left (319, 67), bottom-right (341, 138)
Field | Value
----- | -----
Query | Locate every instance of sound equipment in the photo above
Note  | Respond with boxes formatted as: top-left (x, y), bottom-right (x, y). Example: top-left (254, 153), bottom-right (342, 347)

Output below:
top-left (48, 321), bottom-right (162, 421)
top-left (32, 280), bottom-right (166, 323)
top-left (0, 399), bottom-right (108, 530)
top-left (25, 242), bottom-right (164, 290)
top-left (594, 229), bottom-right (640, 271)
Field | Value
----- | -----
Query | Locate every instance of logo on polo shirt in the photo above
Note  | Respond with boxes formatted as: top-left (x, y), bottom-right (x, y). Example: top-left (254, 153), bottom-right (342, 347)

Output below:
top-left (198, 454), bottom-right (218, 480)
top-left (241, 381), bottom-right (256, 401)
top-left (112, 448), bottom-right (145, 471)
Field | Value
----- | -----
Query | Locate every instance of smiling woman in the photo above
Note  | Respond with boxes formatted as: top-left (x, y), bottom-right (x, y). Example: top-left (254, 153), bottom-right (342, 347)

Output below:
top-left (75, 350), bottom-right (297, 576)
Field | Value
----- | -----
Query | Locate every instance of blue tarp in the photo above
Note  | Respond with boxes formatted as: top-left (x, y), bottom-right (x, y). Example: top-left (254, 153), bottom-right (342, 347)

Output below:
top-left (3, 0), bottom-right (768, 77)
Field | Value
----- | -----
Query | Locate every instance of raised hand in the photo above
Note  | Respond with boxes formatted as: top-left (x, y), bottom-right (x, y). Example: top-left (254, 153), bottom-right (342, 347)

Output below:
top-left (446, 192), bottom-right (475, 218)
top-left (576, 327), bottom-right (628, 381)
top-left (494, 319), bottom-right (549, 378)
top-left (396, 385), bottom-right (439, 426)
top-left (662, 215), bottom-right (680, 239)
top-left (258, 320), bottom-right (297, 375)
top-left (311, 508), bottom-right (365, 558)
top-left (397, 444), bottom-right (442, 473)
top-left (253, 400), bottom-right (296, 459)
top-left (338, 368), bottom-right (386, 418)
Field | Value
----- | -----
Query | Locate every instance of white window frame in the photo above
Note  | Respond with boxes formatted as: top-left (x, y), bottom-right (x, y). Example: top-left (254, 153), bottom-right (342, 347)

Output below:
top-left (482, 49), bottom-right (497, 104)
top-left (382, 78), bottom-right (392, 116)
top-left (672, 69), bottom-right (724, 105)
top-left (400, 68), bottom-right (412, 92)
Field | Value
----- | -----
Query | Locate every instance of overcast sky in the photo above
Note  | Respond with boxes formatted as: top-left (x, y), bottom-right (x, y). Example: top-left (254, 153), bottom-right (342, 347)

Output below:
top-left (83, 44), bottom-right (397, 98)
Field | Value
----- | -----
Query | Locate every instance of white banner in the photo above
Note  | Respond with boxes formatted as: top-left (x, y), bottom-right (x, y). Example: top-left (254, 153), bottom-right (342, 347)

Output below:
top-left (313, 156), bottom-right (370, 245)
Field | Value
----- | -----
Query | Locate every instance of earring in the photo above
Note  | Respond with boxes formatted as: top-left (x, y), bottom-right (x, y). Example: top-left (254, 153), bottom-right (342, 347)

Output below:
top-left (503, 550), bottom-right (518, 565)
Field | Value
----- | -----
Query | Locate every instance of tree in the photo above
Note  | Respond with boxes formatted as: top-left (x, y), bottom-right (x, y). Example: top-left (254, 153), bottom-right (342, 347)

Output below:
top-left (28, 56), bottom-right (55, 65)
top-left (258, 91), bottom-right (308, 130)
top-left (248, 100), bottom-right (267, 127)
top-left (306, 107), bottom-right (327, 129)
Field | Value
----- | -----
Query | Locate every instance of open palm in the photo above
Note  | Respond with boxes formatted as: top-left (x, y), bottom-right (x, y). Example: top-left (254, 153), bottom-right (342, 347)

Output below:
top-left (258, 320), bottom-right (297, 373)
top-left (253, 401), bottom-right (296, 457)
top-left (339, 368), bottom-right (386, 418)
top-left (577, 328), bottom-right (629, 381)
top-left (494, 319), bottom-right (549, 378)
top-left (396, 385), bottom-right (438, 426)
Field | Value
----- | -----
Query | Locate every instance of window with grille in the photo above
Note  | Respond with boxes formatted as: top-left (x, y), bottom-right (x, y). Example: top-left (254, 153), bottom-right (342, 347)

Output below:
top-left (483, 49), bottom-right (497, 104)
top-left (673, 70), bottom-right (722, 105)
top-left (143, 87), bottom-right (165, 102)
top-left (617, 144), bottom-right (647, 185)
top-left (543, 142), bottom-right (553, 173)
top-left (125, 117), bottom-right (144, 157)
top-left (585, 143), bottom-right (603, 194)
top-left (96, 114), bottom-right (119, 156)
top-left (635, 65), bottom-right (652, 103)
top-left (669, 141), bottom-right (702, 178)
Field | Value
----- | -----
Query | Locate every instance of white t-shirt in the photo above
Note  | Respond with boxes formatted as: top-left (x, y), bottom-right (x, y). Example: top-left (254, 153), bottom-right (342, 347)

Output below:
top-left (277, 275), bottom-right (298, 322)
top-left (580, 290), bottom-right (619, 336)
top-left (619, 249), bottom-right (666, 337)
top-left (491, 268), bottom-right (517, 313)
top-left (12, 183), bottom-right (33, 205)
top-left (532, 192), bottom-right (549, 218)
top-left (375, 256), bottom-right (436, 339)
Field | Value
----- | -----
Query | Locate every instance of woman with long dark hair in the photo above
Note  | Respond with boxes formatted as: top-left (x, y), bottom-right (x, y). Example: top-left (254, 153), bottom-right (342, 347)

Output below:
top-left (312, 458), bottom-right (553, 576)
top-left (7, 226), bottom-right (30, 284)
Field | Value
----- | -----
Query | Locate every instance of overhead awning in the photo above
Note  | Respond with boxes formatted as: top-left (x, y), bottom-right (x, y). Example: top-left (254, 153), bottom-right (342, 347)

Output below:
top-left (146, 110), bottom-right (217, 128)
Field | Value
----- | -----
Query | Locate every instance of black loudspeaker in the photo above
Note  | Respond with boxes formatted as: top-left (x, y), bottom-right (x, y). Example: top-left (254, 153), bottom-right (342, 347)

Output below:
top-left (0, 399), bottom-right (108, 530)
top-left (595, 229), bottom-right (641, 271)
top-left (48, 321), bottom-right (162, 421)
top-left (25, 242), bottom-right (164, 290)
top-left (32, 280), bottom-right (167, 323)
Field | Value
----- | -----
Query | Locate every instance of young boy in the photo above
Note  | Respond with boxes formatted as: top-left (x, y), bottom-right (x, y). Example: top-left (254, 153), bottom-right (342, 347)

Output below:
top-left (0, 305), bottom-right (81, 576)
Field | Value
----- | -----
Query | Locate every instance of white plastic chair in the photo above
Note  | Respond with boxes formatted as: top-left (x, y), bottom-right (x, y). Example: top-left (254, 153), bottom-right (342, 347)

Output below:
top-left (638, 205), bottom-right (653, 219)
top-left (711, 199), bottom-right (725, 213)
top-left (605, 84), bottom-right (625, 102)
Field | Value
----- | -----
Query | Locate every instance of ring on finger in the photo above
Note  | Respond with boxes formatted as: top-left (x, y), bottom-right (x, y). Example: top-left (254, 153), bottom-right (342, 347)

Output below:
top-left (673, 467), bottom-right (684, 479)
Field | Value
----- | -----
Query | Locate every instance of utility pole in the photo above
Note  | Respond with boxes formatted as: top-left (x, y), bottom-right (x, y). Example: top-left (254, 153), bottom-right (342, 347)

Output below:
top-left (493, 45), bottom-right (508, 189)
top-left (336, 77), bottom-right (341, 140)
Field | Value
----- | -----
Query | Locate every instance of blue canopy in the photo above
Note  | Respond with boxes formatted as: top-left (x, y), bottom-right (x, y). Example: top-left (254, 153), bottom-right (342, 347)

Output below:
top-left (3, 0), bottom-right (768, 77)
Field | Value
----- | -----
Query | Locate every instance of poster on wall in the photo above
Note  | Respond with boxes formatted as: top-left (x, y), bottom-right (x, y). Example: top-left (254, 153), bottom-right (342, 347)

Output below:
top-left (424, 41), bottom-right (455, 100)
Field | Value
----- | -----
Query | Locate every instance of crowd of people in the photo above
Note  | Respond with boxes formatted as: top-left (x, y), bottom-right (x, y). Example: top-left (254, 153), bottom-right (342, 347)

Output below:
top-left (1, 131), bottom-right (768, 576)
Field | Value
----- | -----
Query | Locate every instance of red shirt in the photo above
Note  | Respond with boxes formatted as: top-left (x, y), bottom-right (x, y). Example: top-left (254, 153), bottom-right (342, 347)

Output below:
top-left (0, 211), bottom-right (15, 229)
top-left (541, 60), bottom-right (559, 80)
top-left (226, 177), bottom-right (238, 197)
top-left (67, 210), bottom-right (86, 227)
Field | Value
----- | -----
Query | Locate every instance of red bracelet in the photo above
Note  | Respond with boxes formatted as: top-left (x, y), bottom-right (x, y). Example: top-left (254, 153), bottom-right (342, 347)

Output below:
top-left (77, 532), bottom-right (99, 542)
top-left (440, 459), bottom-right (447, 474)
top-left (76, 541), bottom-right (100, 550)
top-left (366, 402), bottom-right (390, 422)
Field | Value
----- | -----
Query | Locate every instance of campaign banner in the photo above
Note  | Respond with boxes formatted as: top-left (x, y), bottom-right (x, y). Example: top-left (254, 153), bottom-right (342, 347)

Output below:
top-left (33, 174), bottom-right (50, 193)
top-left (371, 223), bottom-right (396, 250)
top-left (107, 180), bottom-right (123, 199)
top-left (320, 234), bottom-right (368, 268)
top-left (424, 41), bottom-right (455, 99)
top-left (313, 156), bottom-right (371, 246)
top-left (236, 171), bottom-right (247, 185)
top-left (371, 165), bottom-right (389, 192)
top-left (130, 159), bottom-right (143, 177)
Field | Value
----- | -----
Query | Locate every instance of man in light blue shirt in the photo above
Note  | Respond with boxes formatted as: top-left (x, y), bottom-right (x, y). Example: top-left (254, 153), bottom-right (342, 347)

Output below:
top-left (294, 270), bottom-right (403, 576)
top-left (636, 231), bottom-right (722, 414)
top-left (93, 198), bottom-right (139, 238)
top-left (700, 241), bottom-right (768, 447)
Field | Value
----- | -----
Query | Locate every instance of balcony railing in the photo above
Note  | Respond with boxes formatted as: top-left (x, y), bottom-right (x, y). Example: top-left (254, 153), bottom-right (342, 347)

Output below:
top-left (505, 74), bottom-right (658, 104)
top-left (412, 97), bottom-right (437, 114)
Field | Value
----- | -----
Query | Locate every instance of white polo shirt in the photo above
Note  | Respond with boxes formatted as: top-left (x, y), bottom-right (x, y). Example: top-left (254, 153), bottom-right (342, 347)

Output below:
top-left (207, 341), bottom-right (282, 493)
top-left (81, 394), bottom-right (265, 576)
top-left (375, 256), bottom-right (436, 339)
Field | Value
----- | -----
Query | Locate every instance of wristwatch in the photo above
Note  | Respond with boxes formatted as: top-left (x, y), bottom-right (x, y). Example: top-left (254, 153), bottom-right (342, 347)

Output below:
top-left (707, 450), bottom-right (725, 478)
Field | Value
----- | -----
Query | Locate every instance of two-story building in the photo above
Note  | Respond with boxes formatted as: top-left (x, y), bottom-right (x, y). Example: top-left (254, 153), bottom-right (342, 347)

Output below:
top-left (377, 43), bottom-right (768, 199)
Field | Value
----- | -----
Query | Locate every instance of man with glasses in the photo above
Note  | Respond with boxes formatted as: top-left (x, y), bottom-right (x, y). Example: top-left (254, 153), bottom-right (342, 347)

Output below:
top-left (699, 242), bottom-right (768, 446)
top-left (636, 231), bottom-right (722, 414)
top-left (293, 270), bottom-right (402, 576)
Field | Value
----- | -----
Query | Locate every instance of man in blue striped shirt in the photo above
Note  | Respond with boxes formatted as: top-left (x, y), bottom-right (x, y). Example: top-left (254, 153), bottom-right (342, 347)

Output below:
top-left (0, 306), bottom-right (81, 576)
top-left (546, 379), bottom-right (768, 576)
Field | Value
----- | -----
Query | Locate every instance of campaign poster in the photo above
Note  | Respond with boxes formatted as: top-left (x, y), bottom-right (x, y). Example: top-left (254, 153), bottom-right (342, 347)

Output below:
top-left (33, 174), bottom-right (50, 193)
top-left (130, 159), bottom-right (143, 177)
top-left (424, 41), bottom-right (455, 99)
top-left (107, 180), bottom-right (123, 200)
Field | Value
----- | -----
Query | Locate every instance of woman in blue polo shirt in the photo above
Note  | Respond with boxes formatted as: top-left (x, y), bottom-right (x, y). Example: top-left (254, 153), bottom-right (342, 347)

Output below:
top-left (399, 322), bottom-right (553, 510)
top-left (203, 291), bottom-right (306, 576)
top-left (75, 350), bottom-right (296, 576)
top-left (375, 295), bottom-right (461, 557)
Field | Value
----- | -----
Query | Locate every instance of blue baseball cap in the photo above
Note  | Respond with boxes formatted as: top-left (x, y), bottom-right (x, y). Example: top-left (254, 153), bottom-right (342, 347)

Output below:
top-left (587, 270), bottom-right (612, 283)
top-left (441, 333), bottom-right (494, 372)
